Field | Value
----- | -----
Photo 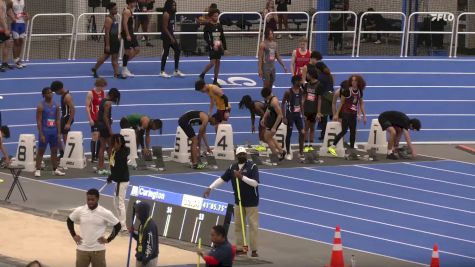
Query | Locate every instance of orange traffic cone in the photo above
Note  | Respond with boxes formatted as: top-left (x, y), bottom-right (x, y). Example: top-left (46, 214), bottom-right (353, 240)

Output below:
top-left (325, 225), bottom-right (348, 267)
top-left (430, 244), bottom-right (440, 267)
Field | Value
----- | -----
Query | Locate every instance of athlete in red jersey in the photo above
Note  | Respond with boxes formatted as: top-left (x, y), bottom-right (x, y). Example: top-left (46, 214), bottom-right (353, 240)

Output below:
top-left (290, 37), bottom-right (311, 77)
top-left (86, 78), bottom-right (107, 162)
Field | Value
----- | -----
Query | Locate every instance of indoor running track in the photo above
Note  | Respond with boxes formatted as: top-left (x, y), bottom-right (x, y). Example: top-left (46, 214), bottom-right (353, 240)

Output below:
top-left (45, 160), bottom-right (475, 266)
top-left (1, 57), bottom-right (475, 154)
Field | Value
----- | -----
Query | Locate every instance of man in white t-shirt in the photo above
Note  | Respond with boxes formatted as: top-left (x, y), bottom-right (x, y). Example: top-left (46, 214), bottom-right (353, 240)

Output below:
top-left (67, 188), bottom-right (122, 267)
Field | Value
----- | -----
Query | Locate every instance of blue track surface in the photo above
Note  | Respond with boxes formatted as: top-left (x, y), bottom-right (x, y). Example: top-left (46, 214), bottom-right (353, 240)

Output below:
top-left (1, 57), bottom-right (475, 153)
top-left (44, 160), bottom-right (475, 266)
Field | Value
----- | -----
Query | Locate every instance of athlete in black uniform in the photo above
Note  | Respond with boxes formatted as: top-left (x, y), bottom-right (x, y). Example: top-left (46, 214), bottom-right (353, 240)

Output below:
top-left (178, 111), bottom-right (215, 169)
top-left (281, 75), bottom-right (305, 159)
top-left (96, 88), bottom-right (121, 175)
top-left (302, 67), bottom-right (320, 152)
top-left (378, 110), bottom-right (421, 159)
top-left (51, 81), bottom-right (75, 158)
top-left (160, 0), bottom-right (184, 78)
top-left (92, 2), bottom-right (123, 79)
top-left (199, 8), bottom-right (227, 87)
top-left (239, 95), bottom-right (267, 151)
top-left (260, 87), bottom-right (285, 160)
top-left (121, 0), bottom-right (140, 78)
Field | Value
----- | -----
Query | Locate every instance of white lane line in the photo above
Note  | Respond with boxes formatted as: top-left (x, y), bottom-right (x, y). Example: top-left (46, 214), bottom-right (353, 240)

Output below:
top-left (145, 174), bottom-right (475, 260)
top-left (261, 170), bottom-right (475, 214)
top-left (3, 71), bottom-right (475, 81)
top-left (403, 162), bottom-right (475, 177)
top-left (355, 165), bottom-right (475, 189)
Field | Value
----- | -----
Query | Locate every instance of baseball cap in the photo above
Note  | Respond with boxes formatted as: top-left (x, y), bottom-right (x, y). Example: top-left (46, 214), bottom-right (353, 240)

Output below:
top-left (235, 146), bottom-right (247, 155)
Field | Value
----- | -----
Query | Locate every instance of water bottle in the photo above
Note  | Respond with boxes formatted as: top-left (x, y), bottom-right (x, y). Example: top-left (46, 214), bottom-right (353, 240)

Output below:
top-left (351, 255), bottom-right (356, 267)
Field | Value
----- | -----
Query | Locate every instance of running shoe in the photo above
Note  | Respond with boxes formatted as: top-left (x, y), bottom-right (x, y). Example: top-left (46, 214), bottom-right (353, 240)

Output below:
top-left (328, 146), bottom-right (338, 157)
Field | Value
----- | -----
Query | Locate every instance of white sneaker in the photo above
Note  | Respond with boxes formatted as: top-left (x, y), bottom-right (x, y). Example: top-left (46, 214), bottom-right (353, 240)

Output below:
top-left (285, 153), bottom-right (293, 161)
top-left (54, 169), bottom-right (66, 176)
top-left (34, 170), bottom-right (41, 177)
top-left (288, 34), bottom-right (293, 40)
top-left (122, 67), bottom-right (134, 77)
top-left (160, 71), bottom-right (171, 78)
top-left (276, 34), bottom-right (282, 39)
top-left (374, 40), bottom-right (382, 44)
top-left (361, 38), bottom-right (367, 43)
top-left (173, 70), bottom-right (185, 77)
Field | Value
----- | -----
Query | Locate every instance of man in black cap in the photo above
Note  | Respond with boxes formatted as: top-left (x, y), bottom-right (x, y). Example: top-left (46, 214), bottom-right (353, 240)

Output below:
top-left (131, 202), bottom-right (159, 267)
top-left (378, 110), bottom-right (421, 159)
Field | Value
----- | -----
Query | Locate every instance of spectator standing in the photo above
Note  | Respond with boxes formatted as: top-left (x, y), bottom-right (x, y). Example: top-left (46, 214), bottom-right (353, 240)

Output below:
top-left (131, 202), bottom-right (159, 267)
top-left (67, 188), bottom-right (122, 267)
top-left (275, 0), bottom-right (292, 39)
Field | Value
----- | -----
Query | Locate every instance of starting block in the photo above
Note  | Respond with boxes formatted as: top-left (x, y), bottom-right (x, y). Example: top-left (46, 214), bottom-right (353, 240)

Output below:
top-left (135, 146), bottom-right (166, 172)
top-left (259, 124), bottom-right (291, 158)
top-left (171, 126), bottom-right (191, 164)
top-left (11, 134), bottom-right (36, 172)
top-left (120, 128), bottom-right (139, 167)
top-left (201, 153), bottom-right (218, 170)
top-left (60, 131), bottom-right (86, 169)
top-left (319, 122), bottom-right (345, 158)
top-left (152, 146), bottom-right (166, 171)
top-left (214, 124), bottom-right (235, 161)
top-left (301, 151), bottom-right (323, 164)
top-left (364, 119), bottom-right (388, 154)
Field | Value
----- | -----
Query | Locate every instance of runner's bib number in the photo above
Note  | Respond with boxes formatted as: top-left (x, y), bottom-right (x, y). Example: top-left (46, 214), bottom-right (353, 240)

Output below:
top-left (46, 119), bottom-right (56, 127)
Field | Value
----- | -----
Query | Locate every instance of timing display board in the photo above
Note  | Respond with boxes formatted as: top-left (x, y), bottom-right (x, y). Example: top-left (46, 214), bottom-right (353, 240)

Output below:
top-left (127, 185), bottom-right (233, 246)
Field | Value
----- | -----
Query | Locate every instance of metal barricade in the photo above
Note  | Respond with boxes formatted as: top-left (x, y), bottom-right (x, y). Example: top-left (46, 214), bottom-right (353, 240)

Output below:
top-left (357, 11), bottom-right (406, 57)
top-left (21, 20), bottom-right (30, 62)
top-left (73, 12), bottom-right (122, 60)
top-left (263, 11), bottom-right (310, 42)
top-left (310, 11), bottom-right (357, 57)
top-left (405, 12), bottom-right (455, 57)
top-left (26, 13), bottom-right (76, 61)
top-left (454, 12), bottom-right (475, 58)
top-left (174, 11), bottom-right (207, 36)
top-left (218, 12), bottom-right (262, 58)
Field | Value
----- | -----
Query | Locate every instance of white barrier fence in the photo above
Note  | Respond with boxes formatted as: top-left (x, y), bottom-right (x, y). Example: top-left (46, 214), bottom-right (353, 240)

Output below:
top-left (23, 11), bottom-right (470, 60)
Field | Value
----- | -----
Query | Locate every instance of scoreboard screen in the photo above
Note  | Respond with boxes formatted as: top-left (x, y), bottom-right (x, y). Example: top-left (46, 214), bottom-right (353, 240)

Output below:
top-left (127, 185), bottom-right (234, 246)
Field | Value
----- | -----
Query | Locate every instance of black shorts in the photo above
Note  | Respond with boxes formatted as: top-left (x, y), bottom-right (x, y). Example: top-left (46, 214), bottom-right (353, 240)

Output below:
top-left (304, 113), bottom-right (317, 123)
top-left (135, 14), bottom-right (150, 23)
top-left (99, 127), bottom-right (111, 138)
top-left (212, 109), bottom-right (230, 124)
top-left (178, 118), bottom-right (196, 139)
top-left (209, 49), bottom-right (223, 60)
top-left (0, 33), bottom-right (10, 43)
top-left (105, 38), bottom-right (120, 54)
top-left (61, 117), bottom-right (74, 135)
top-left (91, 123), bottom-right (99, 133)
top-left (122, 33), bottom-right (139, 49)
top-left (277, 5), bottom-right (288, 12)
top-left (379, 118), bottom-right (393, 131)
top-left (266, 121), bottom-right (282, 132)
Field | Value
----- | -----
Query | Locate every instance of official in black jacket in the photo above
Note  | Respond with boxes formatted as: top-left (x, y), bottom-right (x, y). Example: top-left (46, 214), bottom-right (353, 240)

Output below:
top-left (199, 8), bottom-right (227, 87)
top-left (132, 202), bottom-right (159, 267)
top-left (204, 147), bottom-right (260, 257)
top-left (107, 134), bottom-right (130, 230)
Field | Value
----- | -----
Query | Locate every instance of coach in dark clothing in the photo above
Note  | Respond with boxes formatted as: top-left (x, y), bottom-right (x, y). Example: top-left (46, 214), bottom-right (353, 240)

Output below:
top-left (197, 225), bottom-right (236, 267)
top-left (131, 202), bottom-right (159, 267)
top-left (204, 146), bottom-right (260, 257)
top-left (378, 110), bottom-right (421, 160)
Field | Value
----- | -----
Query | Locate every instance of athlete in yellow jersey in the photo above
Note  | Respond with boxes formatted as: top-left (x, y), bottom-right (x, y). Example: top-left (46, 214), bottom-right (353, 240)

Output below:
top-left (195, 79), bottom-right (231, 131)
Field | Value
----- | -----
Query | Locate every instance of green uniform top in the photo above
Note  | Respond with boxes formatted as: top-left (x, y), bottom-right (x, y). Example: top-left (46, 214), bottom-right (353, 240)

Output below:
top-left (126, 114), bottom-right (146, 128)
